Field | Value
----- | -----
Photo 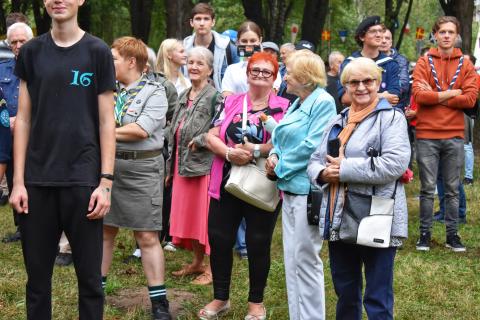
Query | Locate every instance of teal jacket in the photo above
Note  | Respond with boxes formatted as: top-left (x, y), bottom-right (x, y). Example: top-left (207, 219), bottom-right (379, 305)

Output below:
top-left (271, 87), bottom-right (336, 195)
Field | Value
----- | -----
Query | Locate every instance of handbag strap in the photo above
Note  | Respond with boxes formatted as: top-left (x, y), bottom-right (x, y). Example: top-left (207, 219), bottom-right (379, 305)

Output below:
top-left (242, 95), bottom-right (248, 140)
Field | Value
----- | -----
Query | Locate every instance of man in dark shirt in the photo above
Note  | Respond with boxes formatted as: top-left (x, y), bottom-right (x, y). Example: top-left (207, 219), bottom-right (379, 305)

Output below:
top-left (326, 51), bottom-right (345, 113)
top-left (338, 16), bottom-right (400, 107)
top-left (10, 1), bottom-right (116, 319)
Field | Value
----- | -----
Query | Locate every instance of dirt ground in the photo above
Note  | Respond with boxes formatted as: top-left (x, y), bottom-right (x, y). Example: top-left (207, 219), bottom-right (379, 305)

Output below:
top-left (106, 287), bottom-right (195, 319)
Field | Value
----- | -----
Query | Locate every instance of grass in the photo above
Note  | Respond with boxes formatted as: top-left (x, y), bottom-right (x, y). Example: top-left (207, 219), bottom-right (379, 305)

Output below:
top-left (1, 166), bottom-right (480, 319)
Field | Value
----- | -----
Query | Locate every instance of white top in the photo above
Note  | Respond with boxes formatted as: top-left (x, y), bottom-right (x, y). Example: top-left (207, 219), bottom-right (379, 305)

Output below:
top-left (175, 77), bottom-right (191, 96)
top-left (221, 61), bottom-right (282, 94)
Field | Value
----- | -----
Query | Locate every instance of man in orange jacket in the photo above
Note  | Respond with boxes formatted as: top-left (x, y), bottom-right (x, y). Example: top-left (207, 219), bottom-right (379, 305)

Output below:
top-left (413, 16), bottom-right (478, 252)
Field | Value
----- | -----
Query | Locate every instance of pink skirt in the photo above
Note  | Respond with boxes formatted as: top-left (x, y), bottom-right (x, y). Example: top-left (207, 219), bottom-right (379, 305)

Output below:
top-left (169, 123), bottom-right (211, 254)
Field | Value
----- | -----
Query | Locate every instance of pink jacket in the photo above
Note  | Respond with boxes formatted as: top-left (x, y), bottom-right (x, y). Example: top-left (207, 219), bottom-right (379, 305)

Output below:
top-left (208, 92), bottom-right (290, 199)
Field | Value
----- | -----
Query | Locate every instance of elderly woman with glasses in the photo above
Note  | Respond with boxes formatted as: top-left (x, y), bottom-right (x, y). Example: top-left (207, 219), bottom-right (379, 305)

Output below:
top-left (192, 52), bottom-right (289, 320)
top-left (307, 57), bottom-right (410, 320)
top-left (265, 50), bottom-right (336, 320)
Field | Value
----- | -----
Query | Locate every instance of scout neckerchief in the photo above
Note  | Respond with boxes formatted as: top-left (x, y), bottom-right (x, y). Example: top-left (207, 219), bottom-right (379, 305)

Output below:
top-left (114, 76), bottom-right (147, 126)
top-left (428, 54), bottom-right (464, 91)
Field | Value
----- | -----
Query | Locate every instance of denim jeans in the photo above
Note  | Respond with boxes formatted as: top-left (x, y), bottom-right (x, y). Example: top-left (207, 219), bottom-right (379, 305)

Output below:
top-left (464, 142), bottom-right (474, 179)
top-left (234, 218), bottom-right (247, 254)
top-left (417, 138), bottom-right (463, 235)
top-left (329, 241), bottom-right (396, 320)
top-left (436, 167), bottom-right (466, 219)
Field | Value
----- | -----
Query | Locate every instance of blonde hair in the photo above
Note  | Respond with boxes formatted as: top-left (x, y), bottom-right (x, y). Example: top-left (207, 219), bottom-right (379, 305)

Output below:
top-left (340, 57), bottom-right (382, 86)
top-left (286, 50), bottom-right (327, 89)
top-left (156, 38), bottom-right (188, 88)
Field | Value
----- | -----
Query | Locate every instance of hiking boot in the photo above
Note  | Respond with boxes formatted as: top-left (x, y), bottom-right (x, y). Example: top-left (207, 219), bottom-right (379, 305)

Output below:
top-left (152, 298), bottom-right (172, 320)
top-left (416, 232), bottom-right (431, 251)
top-left (55, 253), bottom-right (73, 266)
top-left (446, 234), bottom-right (466, 252)
top-left (463, 177), bottom-right (473, 185)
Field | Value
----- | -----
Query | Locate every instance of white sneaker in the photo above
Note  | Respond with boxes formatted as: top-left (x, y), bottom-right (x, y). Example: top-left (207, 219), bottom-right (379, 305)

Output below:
top-left (163, 242), bottom-right (177, 252)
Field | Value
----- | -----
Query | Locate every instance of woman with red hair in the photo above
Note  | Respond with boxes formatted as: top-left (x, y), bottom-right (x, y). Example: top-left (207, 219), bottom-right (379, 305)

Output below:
top-left (191, 51), bottom-right (289, 319)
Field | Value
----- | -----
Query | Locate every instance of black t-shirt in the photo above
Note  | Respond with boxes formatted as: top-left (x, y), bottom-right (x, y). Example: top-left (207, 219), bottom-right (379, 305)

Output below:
top-left (326, 74), bottom-right (343, 114)
top-left (15, 32), bottom-right (116, 186)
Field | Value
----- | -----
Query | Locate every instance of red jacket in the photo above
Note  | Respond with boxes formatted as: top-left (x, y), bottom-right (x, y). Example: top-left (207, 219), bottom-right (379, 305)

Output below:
top-left (412, 48), bottom-right (478, 139)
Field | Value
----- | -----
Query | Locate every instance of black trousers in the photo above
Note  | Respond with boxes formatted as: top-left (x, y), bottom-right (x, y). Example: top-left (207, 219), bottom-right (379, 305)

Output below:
top-left (18, 186), bottom-right (104, 320)
top-left (208, 189), bottom-right (279, 303)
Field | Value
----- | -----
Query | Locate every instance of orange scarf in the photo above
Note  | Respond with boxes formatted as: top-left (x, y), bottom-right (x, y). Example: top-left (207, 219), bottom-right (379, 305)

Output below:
top-left (328, 98), bottom-right (379, 221)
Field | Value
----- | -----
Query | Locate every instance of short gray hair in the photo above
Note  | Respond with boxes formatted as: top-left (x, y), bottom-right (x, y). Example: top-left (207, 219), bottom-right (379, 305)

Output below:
top-left (187, 46), bottom-right (214, 70)
top-left (328, 51), bottom-right (345, 66)
top-left (280, 43), bottom-right (295, 51)
top-left (7, 22), bottom-right (33, 41)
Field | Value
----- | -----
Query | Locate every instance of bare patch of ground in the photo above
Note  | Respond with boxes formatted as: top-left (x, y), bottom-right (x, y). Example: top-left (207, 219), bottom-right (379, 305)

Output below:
top-left (106, 287), bottom-right (195, 319)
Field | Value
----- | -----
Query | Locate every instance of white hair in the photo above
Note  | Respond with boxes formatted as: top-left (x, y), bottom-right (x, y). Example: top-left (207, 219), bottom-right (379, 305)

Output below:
top-left (280, 43), bottom-right (295, 51)
top-left (328, 51), bottom-right (345, 66)
top-left (7, 22), bottom-right (33, 41)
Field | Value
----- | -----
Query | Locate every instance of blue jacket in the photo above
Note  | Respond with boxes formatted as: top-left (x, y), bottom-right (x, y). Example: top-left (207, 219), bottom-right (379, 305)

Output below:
top-left (0, 58), bottom-right (19, 116)
top-left (271, 87), bottom-right (337, 195)
top-left (337, 51), bottom-right (400, 103)
top-left (390, 49), bottom-right (410, 110)
top-left (0, 91), bottom-right (11, 163)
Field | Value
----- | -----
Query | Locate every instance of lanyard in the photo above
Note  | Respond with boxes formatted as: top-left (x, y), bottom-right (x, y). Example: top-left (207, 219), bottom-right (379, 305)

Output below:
top-left (427, 54), bottom-right (463, 91)
top-left (113, 78), bottom-right (147, 126)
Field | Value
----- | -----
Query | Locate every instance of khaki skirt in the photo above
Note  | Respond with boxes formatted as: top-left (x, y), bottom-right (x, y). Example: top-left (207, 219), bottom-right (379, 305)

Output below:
top-left (104, 154), bottom-right (164, 231)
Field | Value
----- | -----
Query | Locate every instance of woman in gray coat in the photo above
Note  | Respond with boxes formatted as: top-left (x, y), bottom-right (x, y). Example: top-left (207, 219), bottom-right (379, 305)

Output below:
top-left (307, 57), bottom-right (410, 320)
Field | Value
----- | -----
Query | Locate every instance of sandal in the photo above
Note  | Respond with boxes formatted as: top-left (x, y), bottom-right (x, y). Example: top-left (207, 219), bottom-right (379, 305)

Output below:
top-left (198, 300), bottom-right (230, 320)
top-left (244, 304), bottom-right (266, 320)
top-left (191, 270), bottom-right (212, 285)
top-left (172, 264), bottom-right (206, 277)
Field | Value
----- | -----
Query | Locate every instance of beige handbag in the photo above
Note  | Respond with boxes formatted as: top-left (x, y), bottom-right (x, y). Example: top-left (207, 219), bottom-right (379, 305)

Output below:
top-left (224, 96), bottom-right (280, 212)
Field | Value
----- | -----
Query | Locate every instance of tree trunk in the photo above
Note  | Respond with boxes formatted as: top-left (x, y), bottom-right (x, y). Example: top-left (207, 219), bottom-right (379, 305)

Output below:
top-left (0, 0), bottom-right (6, 35)
top-left (301, 0), bottom-right (329, 51)
top-left (396, 0), bottom-right (414, 50)
top-left (242, 0), bottom-right (265, 31)
top-left (129, 0), bottom-right (154, 44)
top-left (31, 0), bottom-right (51, 35)
top-left (438, 0), bottom-right (474, 53)
top-left (11, 0), bottom-right (22, 12)
top-left (165, 0), bottom-right (194, 39)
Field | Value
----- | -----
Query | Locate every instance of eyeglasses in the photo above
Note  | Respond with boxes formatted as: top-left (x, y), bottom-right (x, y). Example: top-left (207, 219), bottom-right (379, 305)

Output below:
top-left (249, 68), bottom-right (274, 78)
top-left (345, 78), bottom-right (377, 88)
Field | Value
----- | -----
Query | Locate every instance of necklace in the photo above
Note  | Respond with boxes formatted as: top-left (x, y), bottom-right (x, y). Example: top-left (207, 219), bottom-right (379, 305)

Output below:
top-left (250, 94), bottom-right (270, 109)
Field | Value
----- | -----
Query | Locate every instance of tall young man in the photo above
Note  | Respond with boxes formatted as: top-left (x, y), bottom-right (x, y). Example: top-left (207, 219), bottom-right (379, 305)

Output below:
top-left (338, 16), bottom-right (400, 107)
top-left (413, 16), bottom-right (478, 252)
top-left (183, 2), bottom-right (238, 91)
top-left (10, 0), bottom-right (116, 319)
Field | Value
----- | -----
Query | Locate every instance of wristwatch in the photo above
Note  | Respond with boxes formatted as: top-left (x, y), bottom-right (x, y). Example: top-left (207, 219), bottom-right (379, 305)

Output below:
top-left (253, 144), bottom-right (261, 158)
top-left (100, 173), bottom-right (115, 181)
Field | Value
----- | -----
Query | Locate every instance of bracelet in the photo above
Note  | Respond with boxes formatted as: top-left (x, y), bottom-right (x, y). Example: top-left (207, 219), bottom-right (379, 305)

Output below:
top-left (225, 147), bottom-right (232, 162)
top-left (100, 173), bottom-right (114, 181)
